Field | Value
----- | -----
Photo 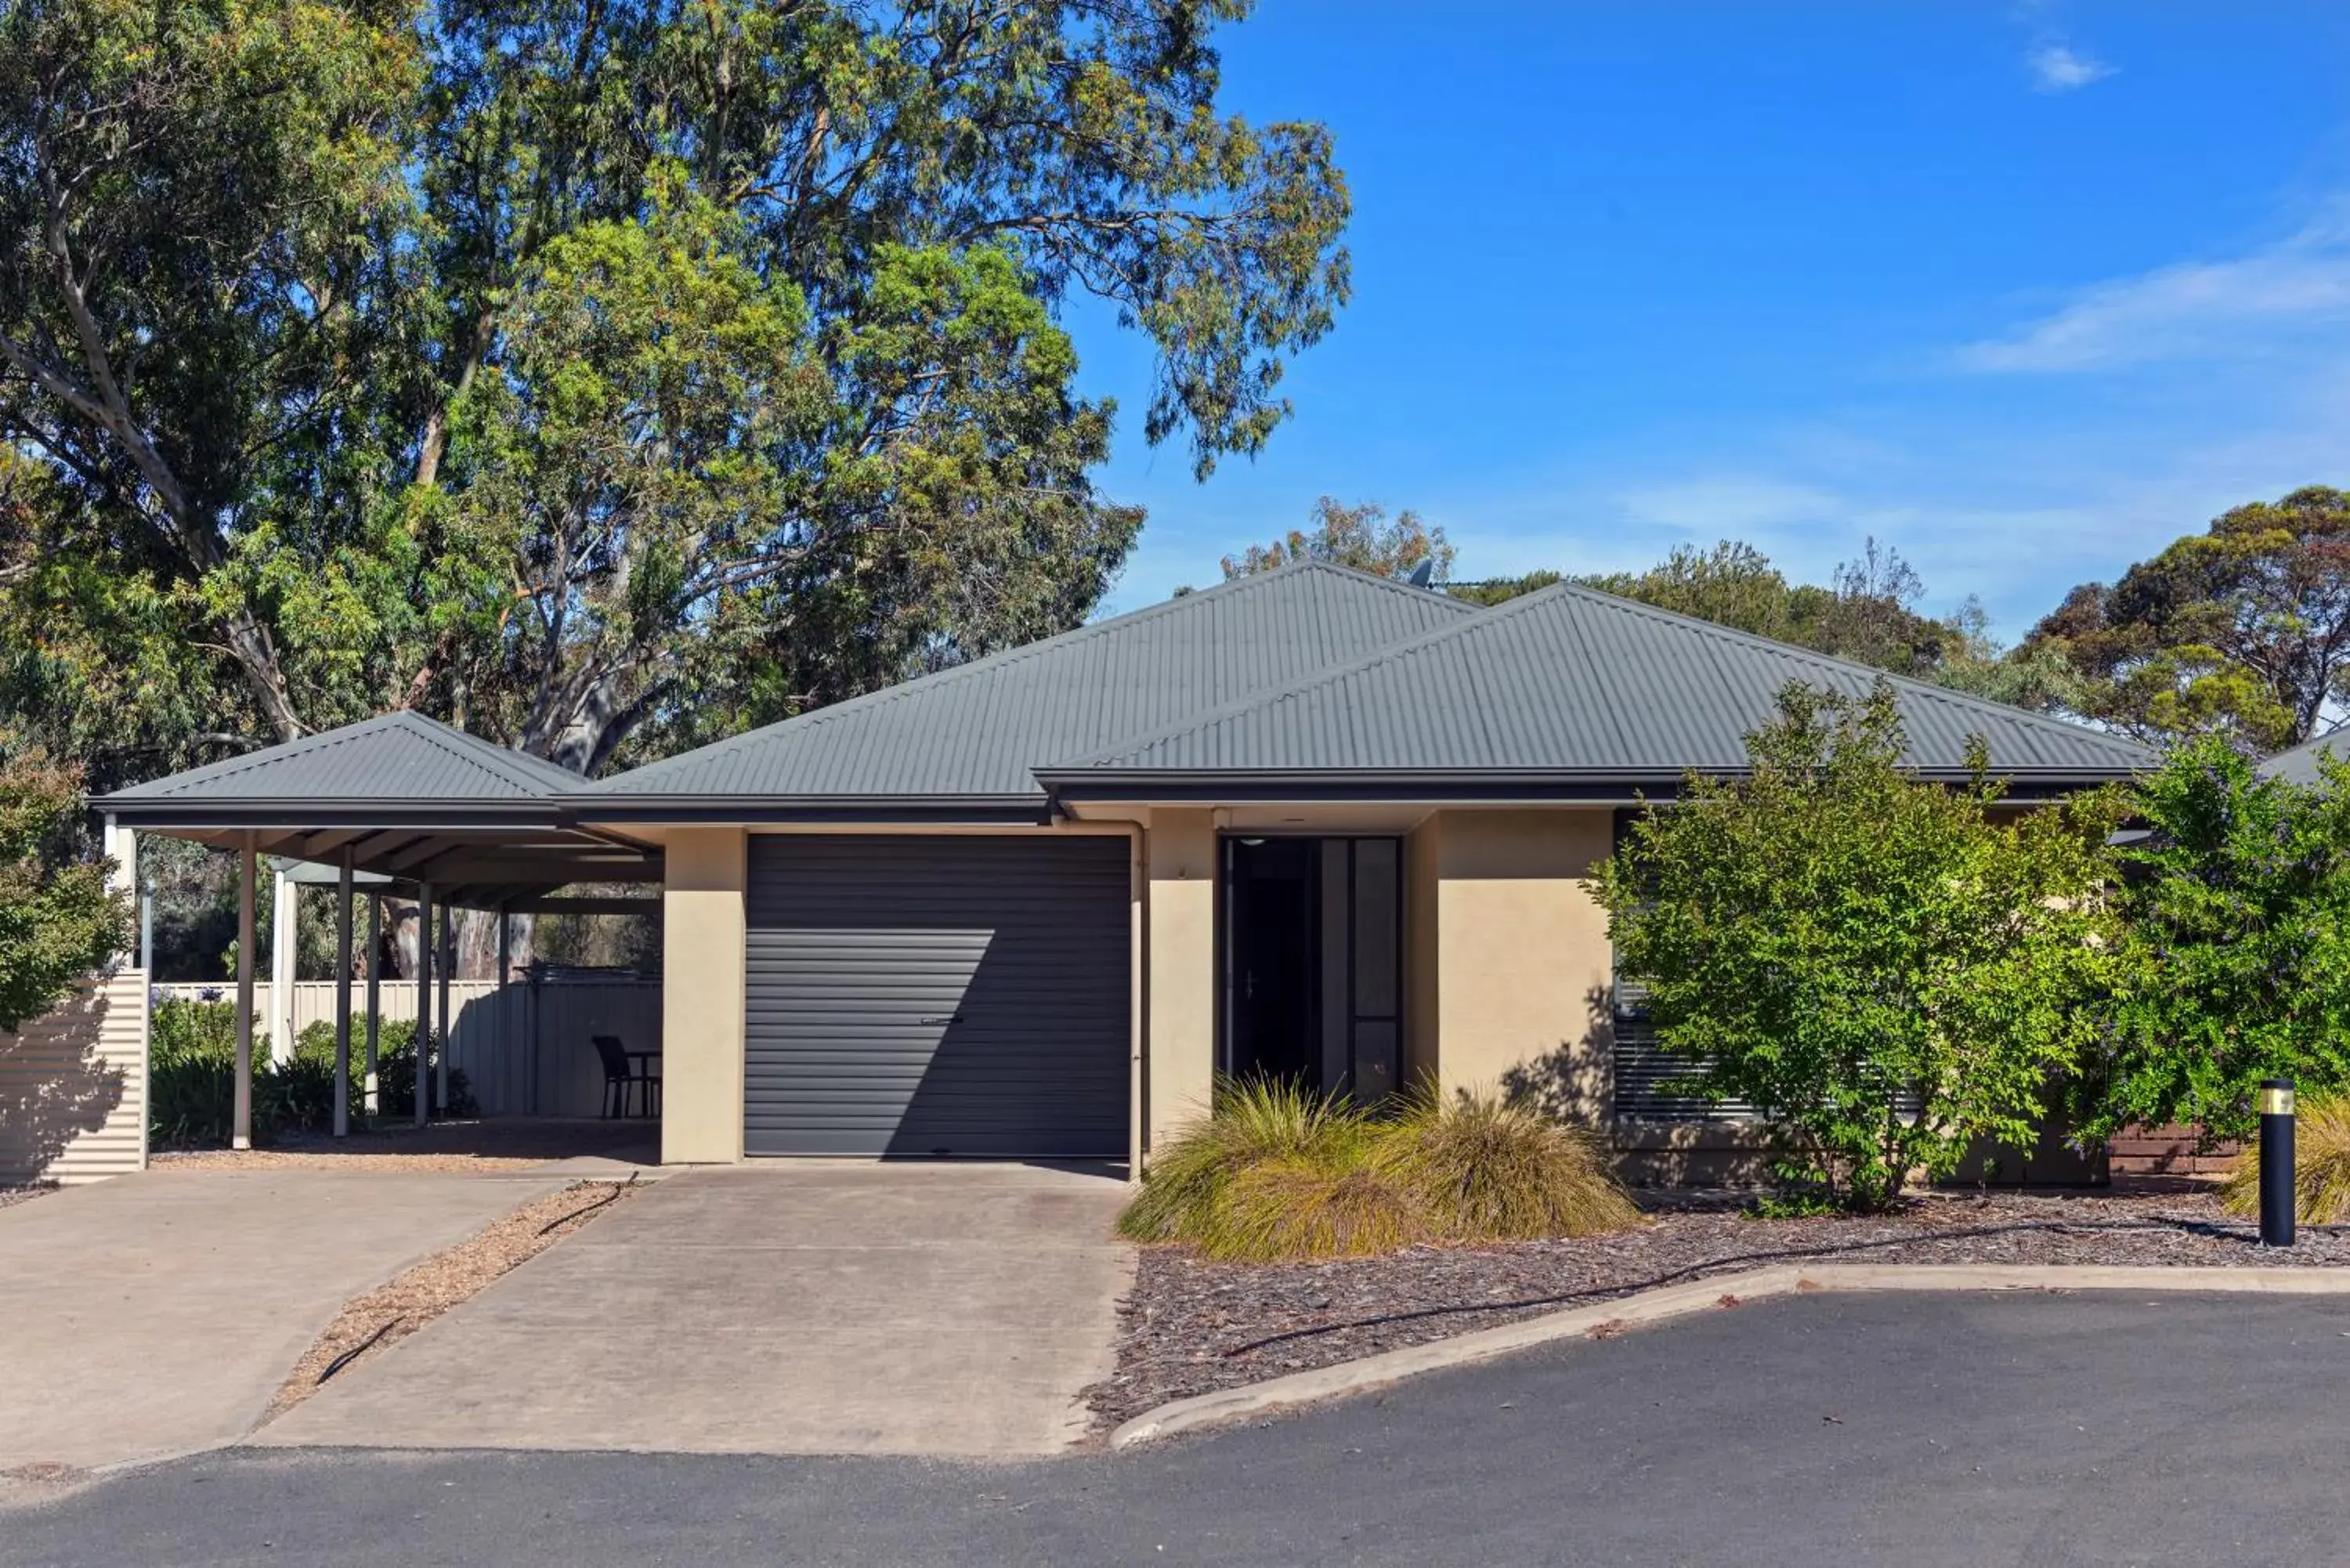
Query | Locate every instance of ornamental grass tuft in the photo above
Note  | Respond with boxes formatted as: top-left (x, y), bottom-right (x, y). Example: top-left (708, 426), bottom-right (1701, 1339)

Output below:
top-left (1369, 1082), bottom-right (1642, 1241)
top-left (2222, 1093), bottom-right (2350, 1224)
top-left (1115, 1076), bottom-right (1380, 1252)
top-left (1118, 1075), bottom-right (1641, 1262)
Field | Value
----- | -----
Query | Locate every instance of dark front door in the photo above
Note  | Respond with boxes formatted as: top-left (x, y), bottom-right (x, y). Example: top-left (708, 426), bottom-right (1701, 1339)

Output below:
top-left (1224, 836), bottom-right (1403, 1102)
top-left (1226, 836), bottom-right (1319, 1084)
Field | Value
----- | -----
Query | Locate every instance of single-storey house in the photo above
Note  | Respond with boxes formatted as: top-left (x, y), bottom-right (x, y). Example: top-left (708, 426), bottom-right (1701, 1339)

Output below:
top-left (89, 562), bottom-right (2155, 1176)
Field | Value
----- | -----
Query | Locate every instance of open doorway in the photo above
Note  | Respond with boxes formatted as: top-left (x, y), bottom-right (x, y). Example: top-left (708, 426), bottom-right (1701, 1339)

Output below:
top-left (1221, 836), bottom-right (1403, 1104)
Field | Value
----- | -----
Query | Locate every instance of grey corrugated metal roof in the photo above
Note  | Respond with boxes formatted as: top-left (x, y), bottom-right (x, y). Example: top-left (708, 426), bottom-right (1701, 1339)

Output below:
top-left (583, 562), bottom-right (1478, 804)
top-left (1043, 581), bottom-right (2158, 783)
top-left (2260, 734), bottom-right (2348, 787)
top-left (102, 710), bottom-right (581, 808)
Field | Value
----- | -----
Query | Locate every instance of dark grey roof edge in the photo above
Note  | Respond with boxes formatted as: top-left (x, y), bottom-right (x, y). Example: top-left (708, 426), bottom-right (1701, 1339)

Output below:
top-left (581, 560), bottom-right (1480, 797)
top-left (1039, 767), bottom-right (2133, 807)
top-left (568, 793), bottom-right (1054, 826)
top-left (99, 798), bottom-right (567, 828)
top-left (1046, 578), bottom-right (2160, 775)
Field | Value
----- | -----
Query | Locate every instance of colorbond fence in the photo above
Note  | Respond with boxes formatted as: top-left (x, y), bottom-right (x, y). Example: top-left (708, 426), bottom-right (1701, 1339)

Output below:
top-left (150, 977), bottom-right (661, 1118)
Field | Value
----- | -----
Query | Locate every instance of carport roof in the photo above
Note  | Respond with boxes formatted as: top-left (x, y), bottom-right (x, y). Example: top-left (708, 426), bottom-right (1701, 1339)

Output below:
top-left (101, 710), bottom-right (582, 817)
top-left (94, 711), bottom-right (658, 906)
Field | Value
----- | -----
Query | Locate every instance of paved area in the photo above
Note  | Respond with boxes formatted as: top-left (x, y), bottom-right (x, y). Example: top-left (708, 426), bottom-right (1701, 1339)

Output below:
top-left (255, 1161), bottom-right (1136, 1457)
top-left (11, 1289), bottom-right (2350, 1566)
top-left (0, 1169), bottom-right (567, 1472)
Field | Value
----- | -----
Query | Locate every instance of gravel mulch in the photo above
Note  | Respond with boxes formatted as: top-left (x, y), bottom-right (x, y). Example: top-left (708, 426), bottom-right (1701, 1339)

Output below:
top-left (1086, 1189), bottom-right (2350, 1429)
top-left (156, 1118), bottom-right (656, 1173)
top-left (259, 1178), bottom-right (639, 1423)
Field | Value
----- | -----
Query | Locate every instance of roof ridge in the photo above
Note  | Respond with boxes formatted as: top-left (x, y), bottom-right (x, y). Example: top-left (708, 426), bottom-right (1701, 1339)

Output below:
top-left (388, 711), bottom-right (580, 794)
top-left (1539, 581), bottom-right (2156, 763)
top-left (589, 560), bottom-right (1477, 791)
top-left (1049, 580), bottom-right (2156, 774)
top-left (1050, 583), bottom-right (1568, 770)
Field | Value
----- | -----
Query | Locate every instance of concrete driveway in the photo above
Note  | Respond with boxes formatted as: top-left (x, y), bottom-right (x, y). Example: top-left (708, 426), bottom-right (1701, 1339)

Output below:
top-left (0, 1169), bottom-right (569, 1473)
top-left (256, 1162), bottom-right (1135, 1458)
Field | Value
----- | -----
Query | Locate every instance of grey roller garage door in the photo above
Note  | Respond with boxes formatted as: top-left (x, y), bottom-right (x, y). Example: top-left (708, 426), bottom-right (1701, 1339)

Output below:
top-left (744, 835), bottom-right (1130, 1158)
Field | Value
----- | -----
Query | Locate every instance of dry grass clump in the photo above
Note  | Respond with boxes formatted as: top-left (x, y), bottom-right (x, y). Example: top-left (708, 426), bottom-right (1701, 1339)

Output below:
top-left (2222, 1094), bottom-right (2350, 1224)
top-left (1117, 1077), bottom-right (1376, 1253)
top-left (1370, 1083), bottom-right (1641, 1241)
top-left (1119, 1076), bottom-right (1641, 1262)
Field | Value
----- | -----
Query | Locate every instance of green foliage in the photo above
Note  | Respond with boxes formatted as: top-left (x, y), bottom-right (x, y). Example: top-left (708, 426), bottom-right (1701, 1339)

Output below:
top-left (1576, 539), bottom-right (1974, 679)
top-left (2, 0), bottom-right (1347, 779)
top-left (0, 742), bottom-right (128, 1031)
top-left (2077, 738), bottom-right (2350, 1145)
top-left (1119, 1077), bottom-right (1640, 1261)
top-left (1220, 496), bottom-right (1453, 584)
top-left (2222, 1094), bottom-right (2350, 1224)
top-left (149, 1002), bottom-right (469, 1146)
top-left (1596, 682), bottom-right (2120, 1212)
top-left (2026, 486), bottom-right (2350, 748)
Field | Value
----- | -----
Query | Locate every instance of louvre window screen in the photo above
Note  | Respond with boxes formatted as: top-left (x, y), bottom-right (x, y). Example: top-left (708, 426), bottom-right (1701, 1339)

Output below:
top-left (1609, 808), bottom-right (1754, 1124)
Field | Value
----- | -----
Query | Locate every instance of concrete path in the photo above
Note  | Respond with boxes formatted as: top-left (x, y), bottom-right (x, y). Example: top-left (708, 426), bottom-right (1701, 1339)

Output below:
top-left (0, 1169), bottom-right (566, 1472)
top-left (19, 1291), bottom-right (2350, 1566)
top-left (256, 1162), bottom-right (1136, 1458)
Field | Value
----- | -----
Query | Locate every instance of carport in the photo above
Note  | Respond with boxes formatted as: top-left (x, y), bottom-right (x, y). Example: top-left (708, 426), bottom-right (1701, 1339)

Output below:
top-left (96, 712), bottom-right (663, 1148)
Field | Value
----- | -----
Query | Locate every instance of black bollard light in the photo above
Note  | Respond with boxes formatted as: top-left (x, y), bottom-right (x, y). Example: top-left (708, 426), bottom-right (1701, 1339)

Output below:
top-left (2259, 1078), bottom-right (2296, 1248)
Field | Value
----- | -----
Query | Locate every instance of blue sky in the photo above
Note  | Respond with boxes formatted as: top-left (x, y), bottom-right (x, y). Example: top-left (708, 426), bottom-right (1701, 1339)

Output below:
top-left (1074, 2), bottom-right (2350, 639)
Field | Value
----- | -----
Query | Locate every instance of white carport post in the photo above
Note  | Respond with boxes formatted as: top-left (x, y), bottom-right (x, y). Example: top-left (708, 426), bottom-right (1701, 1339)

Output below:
top-left (233, 836), bottom-right (257, 1151)
top-left (363, 893), bottom-right (381, 1116)
top-left (269, 863), bottom-right (297, 1066)
top-left (414, 882), bottom-right (433, 1127)
top-left (332, 849), bottom-right (355, 1139)
top-left (436, 902), bottom-right (454, 1115)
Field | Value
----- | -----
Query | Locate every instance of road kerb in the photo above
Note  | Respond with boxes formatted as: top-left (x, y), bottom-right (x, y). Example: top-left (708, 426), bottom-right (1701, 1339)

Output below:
top-left (1108, 1262), bottom-right (2350, 1449)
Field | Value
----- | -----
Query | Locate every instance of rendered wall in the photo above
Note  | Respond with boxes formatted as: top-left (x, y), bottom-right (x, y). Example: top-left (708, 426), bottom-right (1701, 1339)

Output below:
top-left (1144, 808), bottom-right (1217, 1158)
top-left (1423, 809), bottom-right (1614, 1120)
top-left (660, 826), bottom-right (747, 1164)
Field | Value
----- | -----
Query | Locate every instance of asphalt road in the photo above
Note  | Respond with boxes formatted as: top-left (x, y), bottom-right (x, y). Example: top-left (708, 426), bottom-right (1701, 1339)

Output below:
top-left (9, 1289), bottom-right (2350, 1568)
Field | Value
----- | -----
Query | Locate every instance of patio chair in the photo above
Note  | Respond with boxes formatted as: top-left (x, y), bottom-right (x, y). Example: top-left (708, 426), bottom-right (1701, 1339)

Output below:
top-left (591, 1034), bottom-right (661, 1120)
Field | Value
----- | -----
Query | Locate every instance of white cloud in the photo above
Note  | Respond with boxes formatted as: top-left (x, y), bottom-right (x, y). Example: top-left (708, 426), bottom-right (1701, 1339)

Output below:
top-left (1956, 210), bottom-right (2350, 373)
top-left (2027, 41), bottom-right (2115, 92)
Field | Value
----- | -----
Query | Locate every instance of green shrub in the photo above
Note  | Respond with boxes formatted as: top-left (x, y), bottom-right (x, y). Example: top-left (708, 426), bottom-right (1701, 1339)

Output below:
top-left (1119, 1076), bottom-right (1641, 1262)
top-left (1596, 682), bottom-right (2119, 1212)
top-left (1369, 1084), bottom-right (1639, 1241)
top-left (2080, 737), bottom-right (2350, 1147)
top-left (150, 1000), bottom-right (473, 1147)
top-left (2222, 1094), bottom-right (2350, 1224)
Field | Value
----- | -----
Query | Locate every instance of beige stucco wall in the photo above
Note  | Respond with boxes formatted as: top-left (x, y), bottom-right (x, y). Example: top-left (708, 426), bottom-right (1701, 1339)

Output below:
top-left (658, 826), bottom-right (747, 1164)
top-left (1144, 807), bottom-right (1217, 1156)
top-left (1416, 808), bottom-right (1615, 1120)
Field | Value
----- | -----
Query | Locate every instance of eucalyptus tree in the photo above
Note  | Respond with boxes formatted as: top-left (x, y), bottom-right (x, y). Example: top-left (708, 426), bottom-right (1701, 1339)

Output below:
top-left (0, 0), bottom-right (1350, 774)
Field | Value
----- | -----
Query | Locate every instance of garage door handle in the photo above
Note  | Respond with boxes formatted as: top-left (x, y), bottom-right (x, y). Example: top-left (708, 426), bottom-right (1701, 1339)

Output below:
top-left (921, 1013), bottom-right (966, 1025)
